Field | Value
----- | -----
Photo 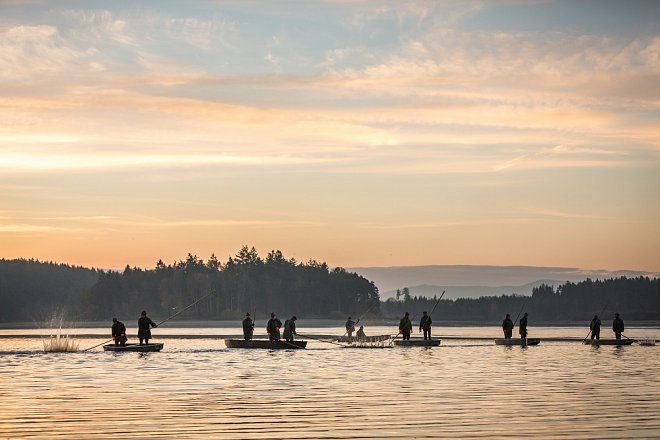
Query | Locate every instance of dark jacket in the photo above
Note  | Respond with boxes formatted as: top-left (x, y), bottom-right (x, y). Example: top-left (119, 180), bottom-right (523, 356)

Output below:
top-left (138, 316), bottom-right (157, 339)
top-left (283, 319), bottom-right (296, 339)
top-left (419, 315), bottom-right (432, 331)
top-left (111, 321), bottom-right (126, 337)
top-left (242, 317), bottom-right (254, 332)
top-left (613, 317), bottom-right (624, 333)
top-left (399, 316), bottom-right (413, 334)
top-left (266, 317), bottom-right (282, 338)
top-left (519, 316), bottom-right (528, 335)
top-left (345, 319), bottom-right (355, 332)
top-left (590, 318), bottom-right (601, 331)
top-left (502, 318), bottom-right (514, 331)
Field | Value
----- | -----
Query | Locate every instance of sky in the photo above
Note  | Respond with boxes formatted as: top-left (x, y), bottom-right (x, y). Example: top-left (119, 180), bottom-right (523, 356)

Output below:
top-left (1, 0), bottom-right (659, 271)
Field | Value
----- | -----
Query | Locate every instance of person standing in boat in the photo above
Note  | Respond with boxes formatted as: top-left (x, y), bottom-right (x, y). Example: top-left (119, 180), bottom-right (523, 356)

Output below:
top-left (590, 314), bottom-right (602, 340)
top-left (138, 310), bottom-right (158, 345)
top-left (345, 316), bottom-right (356, 340)
top-left (266, 312), bottom-right (282, 341)
top-left (399, 312), bottom-right (413, 340)
top-left (283, 316), bottom-right (297, 342)
top-left (242, 313), bottom-right (254, 341)
top-left (502, 314), bottom-right (514, 339)
top-left (519, 312), bottom-right (528, 341)
top-left (111, 317), bottom-right (127, 346)
top-left (419, 311), bottom-right (432, 340)
top-left (612, 313), bottom-right (625, 340)
top-left (356, 325), bottom-right (366, 340)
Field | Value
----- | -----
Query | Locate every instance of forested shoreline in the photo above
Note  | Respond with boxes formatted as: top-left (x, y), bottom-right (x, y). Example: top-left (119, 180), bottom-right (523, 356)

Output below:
top-left (384, 277), bottom-right (660, 322)
top-left (0, 247), bottom-right (380, 322)
top-left (1, 252), bottom-right (658, 323)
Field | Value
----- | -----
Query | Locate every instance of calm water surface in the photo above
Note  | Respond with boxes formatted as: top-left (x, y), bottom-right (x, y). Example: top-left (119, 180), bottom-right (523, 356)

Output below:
top-left (1, 326), bottom-right (659, 439)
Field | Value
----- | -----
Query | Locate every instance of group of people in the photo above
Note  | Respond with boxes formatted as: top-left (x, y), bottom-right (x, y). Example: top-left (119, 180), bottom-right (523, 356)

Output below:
top-left (110, 311), bottom-right (158, 346)
top-left (500, 312), bottom-right (626, 340)
top-left (590, 313), bottom-right (625, 340)
top-left (344, 317), bottom-right (366, 340)
top-left (397, 311), bottom-right (433, 340)
top-left (111, 309), bottom-right (627, 345)
top-left (242, 312), bottom-right (298, 342)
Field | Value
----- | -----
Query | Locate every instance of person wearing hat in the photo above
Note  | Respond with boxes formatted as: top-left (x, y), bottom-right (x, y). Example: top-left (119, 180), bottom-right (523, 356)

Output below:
top-left (266, 312), bottom-right (282, 341)
top-left (612, 313), bottom-right (624, 340)
top-left (137, 310), bottom-right (158, 345)
top-left (519, 312), bottom-right (529, 341)
top-left (283, 316), bottom-right (297, 342)
top-left (242, 312), bottom-right (254, 340)
top-left (590, 314), bottom-right (602, 340)
top-left (419, 311), bottom-right (432, 340)
top-left (111, 317), bottom-right (127, 346)
top-left (399, 312), bottom-right (413, 340)
top-left (345, 316), bottom-right (356, 340)
top-left (502, 314), bottom-right (514, 339)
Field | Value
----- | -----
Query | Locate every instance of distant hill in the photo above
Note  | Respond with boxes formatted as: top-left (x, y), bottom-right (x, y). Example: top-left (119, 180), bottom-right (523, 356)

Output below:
top-left (349, 265), bottom-right (660, 299)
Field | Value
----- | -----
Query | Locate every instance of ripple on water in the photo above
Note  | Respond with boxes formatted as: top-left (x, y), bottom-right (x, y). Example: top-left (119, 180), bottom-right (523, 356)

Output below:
top-left (0, 335), bottom-right (659, 438)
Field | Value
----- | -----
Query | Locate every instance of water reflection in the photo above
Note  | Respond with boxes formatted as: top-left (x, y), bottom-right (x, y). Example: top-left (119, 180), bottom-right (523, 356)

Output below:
top-left (0, 330), bottom-right (658, 438)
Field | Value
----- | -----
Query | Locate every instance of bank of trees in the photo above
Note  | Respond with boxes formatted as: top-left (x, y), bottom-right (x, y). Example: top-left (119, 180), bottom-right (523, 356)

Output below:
top-left (0, 258), bottom-right (99, 322)
top-left (382, 277), bottom-right (660, 322)
top-left (62, 247), bottom-right (379, 321)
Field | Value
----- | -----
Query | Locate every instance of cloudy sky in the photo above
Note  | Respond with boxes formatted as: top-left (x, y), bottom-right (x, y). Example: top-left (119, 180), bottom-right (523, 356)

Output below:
top-left (1, 0), bottom-right (659, 271)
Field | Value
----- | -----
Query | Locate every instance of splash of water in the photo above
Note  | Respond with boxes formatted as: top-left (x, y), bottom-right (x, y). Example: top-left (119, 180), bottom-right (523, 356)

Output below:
top-left (42, 316), bottom-right (79, 353)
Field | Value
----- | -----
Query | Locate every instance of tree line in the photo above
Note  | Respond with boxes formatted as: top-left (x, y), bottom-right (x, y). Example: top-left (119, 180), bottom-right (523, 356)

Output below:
top-left (2, 255), bottom-right (658, 324)
top-left (0, 247), bottom-right (381, 322)
top-left (382, 277), bottom-right (660, 322)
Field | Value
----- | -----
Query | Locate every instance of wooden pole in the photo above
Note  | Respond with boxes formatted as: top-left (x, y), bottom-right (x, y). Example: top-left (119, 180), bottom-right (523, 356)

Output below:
top-left (82, 291), bottom-right (216, 352)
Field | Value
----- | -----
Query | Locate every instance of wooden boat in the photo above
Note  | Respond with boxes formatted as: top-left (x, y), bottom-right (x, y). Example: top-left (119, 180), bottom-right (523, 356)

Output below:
top-left (394, 339), bottom-right (441, 347)
top-left (494, 338), bottom-right (540, 346)
top-left (224, 339), bottom-right (307, 349)
top-left (103, 343), bottom-right (164, 352)
top-left (583, 339), bottom-right (634, 346)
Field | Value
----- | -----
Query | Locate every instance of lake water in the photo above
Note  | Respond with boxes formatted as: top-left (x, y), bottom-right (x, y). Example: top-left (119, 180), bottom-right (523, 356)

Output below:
top-left (1, 325), bottom-right (659, 439)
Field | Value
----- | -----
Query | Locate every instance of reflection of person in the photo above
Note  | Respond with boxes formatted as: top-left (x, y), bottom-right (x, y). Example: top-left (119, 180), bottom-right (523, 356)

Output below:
top-left (399, 312), bottom-right (413, 340)
top-left (111, 318), bottom-right (127, 346)
top-left (242, 313), bottom-right (254, 340)
top-left (502, 314), bottom-right (513, 339)
top-left (419, 311), bottom-right (432, 340)
top-left (612, 313), bottom-right (624, 340)
top-left (519, 313), bottom-right (528, 340)
top-left (590, 315), bottom-right (602, 340)
top-left (283, 316), bottom-right (297, 342)
top-left (266, 312), bottom-right (282, 341)
top-left (138, 311), bottom-right (157, 345)
top-left (356, 325), bottom-right (366, 340)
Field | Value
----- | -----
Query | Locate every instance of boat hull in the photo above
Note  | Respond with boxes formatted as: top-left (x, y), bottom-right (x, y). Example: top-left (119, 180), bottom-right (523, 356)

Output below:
top-left (103, 343), bottom-right (164, 352)
top-left (494, 338), bottom-right (540, 346)
top-left (394, 339), bottom-right (441, 347)
top-left (583, 339), bottom-right (634, 346)
top-left (224, 339), bottom-right (307, 349)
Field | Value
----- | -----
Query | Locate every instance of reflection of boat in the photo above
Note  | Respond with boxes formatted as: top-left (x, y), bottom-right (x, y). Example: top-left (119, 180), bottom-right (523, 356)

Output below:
top-left (224, 339), bottom-right (306, 349)
top-left (583, 339), bottom-right (634, 346)
top-left (494, 338), bottom-right (540, 346)
top-left (103, 343), bottom-right (164, 352)
top-left (394, 339), bottom-right (441, 347)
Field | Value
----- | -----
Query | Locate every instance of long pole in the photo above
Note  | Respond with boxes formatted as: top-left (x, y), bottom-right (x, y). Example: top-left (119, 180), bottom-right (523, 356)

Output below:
top-left (82, 291), bottom-right (216, 352)
top-left (582, 302), bottom-right (608, 344)
top-left (297, 332), bottom-right (349, 348)
top-left (512, 298), bottom-right (527, 328)
top-left (391, 290), bottom-right (445, 345)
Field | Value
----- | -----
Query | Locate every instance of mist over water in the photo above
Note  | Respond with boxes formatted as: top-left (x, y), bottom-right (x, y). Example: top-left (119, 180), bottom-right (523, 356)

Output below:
top-left (1, 326), bottom-right (659, 439)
